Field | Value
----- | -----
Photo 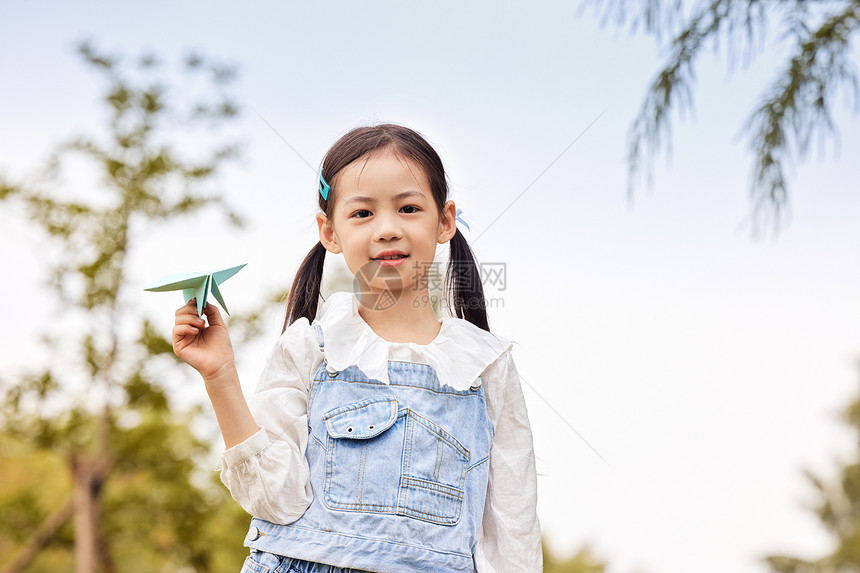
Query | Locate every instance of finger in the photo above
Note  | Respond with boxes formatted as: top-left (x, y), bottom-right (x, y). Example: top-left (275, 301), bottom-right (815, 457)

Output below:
top-left (203, 303), bottom-right (226, 327)
top-left (176, 299), bottom-right (201, 318)
top-left (176, 313), bottom-right (206, 327)
top-left (173, 324), bottom-right (200, 338)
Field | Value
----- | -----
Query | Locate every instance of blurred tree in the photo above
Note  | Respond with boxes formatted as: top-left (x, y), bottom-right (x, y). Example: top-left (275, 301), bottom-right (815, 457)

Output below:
top-left (0, 40), bottom-right (259, 572)
top-left (583, 0), bottom-right (860, 237)
top-left (762, 359), bottom-right (860, 572)
top-left (542, 538), bottom-right (608, 573)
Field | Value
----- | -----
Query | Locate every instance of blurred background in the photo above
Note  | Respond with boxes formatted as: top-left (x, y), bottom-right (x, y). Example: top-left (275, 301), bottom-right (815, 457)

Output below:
top-left (1, 1), bottom-right (859, 572)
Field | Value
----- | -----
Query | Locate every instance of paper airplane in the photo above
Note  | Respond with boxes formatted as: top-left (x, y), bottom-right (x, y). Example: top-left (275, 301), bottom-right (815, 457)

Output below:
top-left (144, 264), bottom-right (247, 317)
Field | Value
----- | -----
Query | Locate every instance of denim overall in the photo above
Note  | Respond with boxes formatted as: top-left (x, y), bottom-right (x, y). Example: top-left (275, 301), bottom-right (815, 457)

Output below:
top-left (240, 322), bottom-right (495, 573)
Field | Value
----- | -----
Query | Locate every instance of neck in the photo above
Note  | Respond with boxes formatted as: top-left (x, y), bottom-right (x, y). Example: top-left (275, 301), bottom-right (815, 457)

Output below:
top-left (356, 288), bottom-right (442, 345)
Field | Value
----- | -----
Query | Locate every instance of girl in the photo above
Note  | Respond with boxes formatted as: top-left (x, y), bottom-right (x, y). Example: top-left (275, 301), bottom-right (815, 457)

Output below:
top-left (172, 124), bottom-right (542, 572)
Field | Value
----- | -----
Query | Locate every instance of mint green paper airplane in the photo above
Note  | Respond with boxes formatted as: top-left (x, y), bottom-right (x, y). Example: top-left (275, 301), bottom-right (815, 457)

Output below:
top-left (144, 264), bottom-right (247, 317)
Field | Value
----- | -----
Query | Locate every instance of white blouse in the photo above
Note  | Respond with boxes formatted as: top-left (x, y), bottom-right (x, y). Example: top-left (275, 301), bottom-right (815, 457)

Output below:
top-left (219, 291), bottom-right (542, 572)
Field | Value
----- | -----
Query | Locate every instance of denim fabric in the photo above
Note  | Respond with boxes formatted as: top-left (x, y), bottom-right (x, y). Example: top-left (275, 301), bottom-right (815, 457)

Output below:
top-left (240, 549), bottom-right (374, 572)
top-left (242, 323), bottom-right (494, 573)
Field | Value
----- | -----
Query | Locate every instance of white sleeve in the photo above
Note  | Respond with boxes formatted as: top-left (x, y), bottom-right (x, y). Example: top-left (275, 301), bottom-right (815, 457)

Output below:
top-left (473, 350), bottom-right (543, 572)
top-left (218, 317), bottom-right (324, 525)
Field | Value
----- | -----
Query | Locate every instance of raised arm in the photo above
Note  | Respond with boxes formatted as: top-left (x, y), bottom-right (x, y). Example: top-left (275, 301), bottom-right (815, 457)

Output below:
top-left (218, 317), bottom-right (321, 524)
top-left (172, 300), bottom-right (259, 448)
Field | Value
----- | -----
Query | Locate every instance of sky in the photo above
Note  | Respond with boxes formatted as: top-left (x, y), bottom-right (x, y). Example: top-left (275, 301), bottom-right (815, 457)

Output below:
top-left (2, 2), bottom-right (860, 572)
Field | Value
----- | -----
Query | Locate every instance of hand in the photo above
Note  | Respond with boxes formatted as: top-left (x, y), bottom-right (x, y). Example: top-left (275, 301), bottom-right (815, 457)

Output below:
top-left (172, 300), bottom-right (236, 383)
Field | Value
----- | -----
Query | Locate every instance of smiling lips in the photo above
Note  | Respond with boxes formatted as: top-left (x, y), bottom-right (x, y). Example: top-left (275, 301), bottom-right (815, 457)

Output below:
top-left (373, 250), bottom-right (409, 266)
top-left (373, 250), bottom-right (408, 260)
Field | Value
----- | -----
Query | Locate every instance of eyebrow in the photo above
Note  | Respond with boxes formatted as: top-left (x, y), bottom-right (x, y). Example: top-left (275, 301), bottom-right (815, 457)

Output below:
top-left (345, 190), bottom-right (427, 204)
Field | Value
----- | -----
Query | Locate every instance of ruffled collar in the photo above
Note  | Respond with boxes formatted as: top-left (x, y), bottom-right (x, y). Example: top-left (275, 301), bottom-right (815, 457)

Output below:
top-left (313, 291), bottom-right (515, 392)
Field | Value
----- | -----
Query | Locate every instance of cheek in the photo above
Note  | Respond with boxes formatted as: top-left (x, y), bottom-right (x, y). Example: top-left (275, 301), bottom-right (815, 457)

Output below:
top-left (340, 235), bottom-right (369, 263)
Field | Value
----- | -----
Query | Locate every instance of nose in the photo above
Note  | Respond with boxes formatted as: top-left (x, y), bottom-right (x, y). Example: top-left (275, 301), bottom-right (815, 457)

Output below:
top-left (371, 211), bottom-right (403, 242)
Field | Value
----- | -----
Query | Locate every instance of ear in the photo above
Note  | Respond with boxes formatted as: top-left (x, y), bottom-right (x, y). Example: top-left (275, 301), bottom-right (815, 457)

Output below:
top-left (437, 200), bottom-right (458, 245)
top-left (317, 212), bottom-right (342, 254)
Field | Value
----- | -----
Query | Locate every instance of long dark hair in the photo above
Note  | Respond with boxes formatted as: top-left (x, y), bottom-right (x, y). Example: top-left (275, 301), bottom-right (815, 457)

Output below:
top-left (283, 123), bottom-right (491, 333)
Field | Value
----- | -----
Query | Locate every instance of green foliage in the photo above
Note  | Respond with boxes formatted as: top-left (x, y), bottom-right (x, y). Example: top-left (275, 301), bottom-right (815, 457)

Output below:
top-left (543, 537), bottom-right (608, 573)
top-left (0, 39), bottom-right (263, 571)
top-left (0, 426), bottom-right (251, 573)
top-left (762, 363), bottom-right (860, 572)
top-left (582, 0), bottom-right (860, 237)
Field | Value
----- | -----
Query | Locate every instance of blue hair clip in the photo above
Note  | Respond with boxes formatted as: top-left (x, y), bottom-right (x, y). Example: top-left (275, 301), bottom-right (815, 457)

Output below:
top-left (455, 208), bottom-right (470, 231)
top-left (319, 171), bottom-right (331, 201)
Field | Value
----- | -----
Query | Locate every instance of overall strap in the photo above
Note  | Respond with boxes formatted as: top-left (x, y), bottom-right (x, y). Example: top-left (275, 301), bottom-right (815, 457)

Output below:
top-left (314, 323), bottom-right (340, 377)
top-left (314, 323), bottom-right (324, 350)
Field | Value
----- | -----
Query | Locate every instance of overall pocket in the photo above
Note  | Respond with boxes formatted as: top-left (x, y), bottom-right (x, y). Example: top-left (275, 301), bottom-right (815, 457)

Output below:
top-left (399, 408), bottom-right (470, 525)
top-left (323, 396), bottom-right (403, 513)
top-left (322, 396), bottom-right (470, 525)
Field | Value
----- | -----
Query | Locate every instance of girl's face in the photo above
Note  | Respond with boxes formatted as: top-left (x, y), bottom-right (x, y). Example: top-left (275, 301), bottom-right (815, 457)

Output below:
top-left (317, 149), bottom-right (457, 300)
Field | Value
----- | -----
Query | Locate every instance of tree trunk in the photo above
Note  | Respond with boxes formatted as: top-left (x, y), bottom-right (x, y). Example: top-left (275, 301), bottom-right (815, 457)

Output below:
top-left (71, 453), bottom-right (97, 573)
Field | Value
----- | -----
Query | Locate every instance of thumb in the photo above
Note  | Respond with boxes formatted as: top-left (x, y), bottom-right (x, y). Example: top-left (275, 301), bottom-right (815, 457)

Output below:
top-left (203, 302), bottom-right (227, 327)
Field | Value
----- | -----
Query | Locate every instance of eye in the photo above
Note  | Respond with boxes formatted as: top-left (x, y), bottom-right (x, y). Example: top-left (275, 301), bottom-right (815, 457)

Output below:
top-left (350, 205), bottom-right (419, 218)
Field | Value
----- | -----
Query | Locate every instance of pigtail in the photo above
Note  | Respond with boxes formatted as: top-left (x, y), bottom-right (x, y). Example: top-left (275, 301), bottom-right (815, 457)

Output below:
top-left (445, 228), bottom-right (490, 332)
top-left (283, 241), bottom-right (328, 332)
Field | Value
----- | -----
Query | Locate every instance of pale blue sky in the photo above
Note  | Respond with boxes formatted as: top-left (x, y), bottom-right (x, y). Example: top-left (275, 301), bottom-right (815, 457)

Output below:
top-left (2, 2), bottom-right (860, 572)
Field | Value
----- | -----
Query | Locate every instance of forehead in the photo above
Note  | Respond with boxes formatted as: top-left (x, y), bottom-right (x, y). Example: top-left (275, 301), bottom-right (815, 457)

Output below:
top-left (336, 150), bottom-right (429, 196)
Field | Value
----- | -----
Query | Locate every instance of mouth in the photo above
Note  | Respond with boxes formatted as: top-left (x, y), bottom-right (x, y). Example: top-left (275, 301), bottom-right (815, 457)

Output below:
top-left (372, 252), bottom-right (409, 267)
top-left (372, 251), bottom-right (409, 260)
